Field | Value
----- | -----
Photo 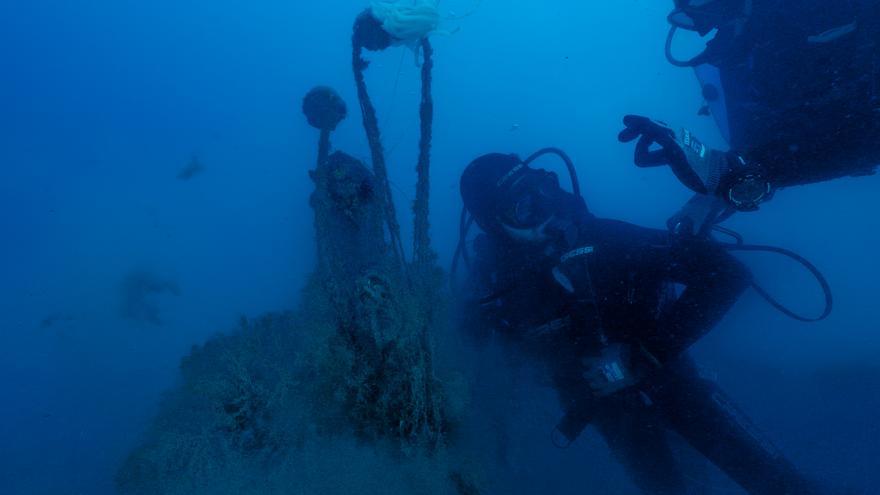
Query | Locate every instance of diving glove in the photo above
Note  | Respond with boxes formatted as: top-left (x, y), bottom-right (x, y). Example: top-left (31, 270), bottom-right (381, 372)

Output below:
top-left (618, 115), bottom-right (729, 194)
top-left (619, 115), bottom-right (774, 211)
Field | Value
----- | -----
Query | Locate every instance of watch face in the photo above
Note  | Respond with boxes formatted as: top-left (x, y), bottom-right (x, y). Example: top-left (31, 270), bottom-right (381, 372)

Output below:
top-left (728, 175), bottom-right (771, 211)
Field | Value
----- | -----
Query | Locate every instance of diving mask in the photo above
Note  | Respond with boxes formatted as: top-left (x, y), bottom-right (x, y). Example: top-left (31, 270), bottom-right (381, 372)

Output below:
top-left (497, 170), bottom-right (563, 230)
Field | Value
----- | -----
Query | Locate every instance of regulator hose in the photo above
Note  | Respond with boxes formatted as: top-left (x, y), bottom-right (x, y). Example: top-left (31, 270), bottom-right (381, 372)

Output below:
top-left (451, 208), bottom-right (474, 287)
top-left (523, 147), bottom-right (582, 198)
top-left (713, 226), bottom-right (833, 322)
top-left (665, 25), bottom-right (709, 68)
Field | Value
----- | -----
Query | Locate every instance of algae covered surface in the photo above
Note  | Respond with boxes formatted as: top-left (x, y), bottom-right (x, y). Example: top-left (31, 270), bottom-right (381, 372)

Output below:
top-left (118, 10), bottom-right (475, 489)
top-left (117, 147), bottom-right (474, 494)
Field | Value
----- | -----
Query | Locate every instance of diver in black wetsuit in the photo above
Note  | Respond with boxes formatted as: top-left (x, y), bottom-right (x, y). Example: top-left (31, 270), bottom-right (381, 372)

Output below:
top-left (458, 152), bottom-right (825, 495)
top-left (624, 0), bottom-right (880, 231)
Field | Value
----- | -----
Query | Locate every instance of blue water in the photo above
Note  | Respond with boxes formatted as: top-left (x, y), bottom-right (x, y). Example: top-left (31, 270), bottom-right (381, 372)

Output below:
top-left (2, 1), bottom-right (879, 493)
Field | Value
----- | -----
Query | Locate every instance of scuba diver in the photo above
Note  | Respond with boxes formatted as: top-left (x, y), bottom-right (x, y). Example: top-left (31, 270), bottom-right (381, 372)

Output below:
top-left (625, 0), bottom-right (880, 233)
top-left (456, 150), bottom-right (833, 494)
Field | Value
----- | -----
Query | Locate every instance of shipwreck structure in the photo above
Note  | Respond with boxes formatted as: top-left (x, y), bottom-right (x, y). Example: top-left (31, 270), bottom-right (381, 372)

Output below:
top-left (116, 8), bottom-right (480, 493)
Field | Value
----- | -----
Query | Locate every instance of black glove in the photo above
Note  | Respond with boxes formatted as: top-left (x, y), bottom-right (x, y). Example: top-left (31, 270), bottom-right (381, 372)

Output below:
top-left (618, 115), bottom-right (710, 195)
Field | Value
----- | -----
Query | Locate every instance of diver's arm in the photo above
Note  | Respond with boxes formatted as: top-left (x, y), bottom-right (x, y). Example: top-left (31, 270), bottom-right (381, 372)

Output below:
top-left (667, 193), bottom-right (731, 237)
top-left (619, 115), bottom-right (774, 213)
top-left (643, 239), bottom-right (752, 362)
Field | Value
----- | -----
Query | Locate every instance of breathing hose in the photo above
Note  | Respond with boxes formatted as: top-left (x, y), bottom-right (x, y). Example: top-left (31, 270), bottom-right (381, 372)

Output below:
top-left (665, 25), bottom-right (708, 68)
top-left (450, 208), bottom-right (474, 288)
top-left (523, 147), bottom-right (582, 198)
top-left (712, 226), bottom-right (833, 322)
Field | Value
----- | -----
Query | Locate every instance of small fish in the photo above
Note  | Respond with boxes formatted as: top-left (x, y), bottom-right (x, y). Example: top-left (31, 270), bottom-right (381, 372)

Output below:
top-left (177, 156), bottom-right (205, 181)
top-left (808, 21), bottom-right (857, 44)
top-left (119, 270), bottom-right (181, 326)
top-left (697, 104), bottom-right (711, 116)
top-left (509, 123), bottom-right (520, 132)
top-left (40, 312), bottom-right (75, 329)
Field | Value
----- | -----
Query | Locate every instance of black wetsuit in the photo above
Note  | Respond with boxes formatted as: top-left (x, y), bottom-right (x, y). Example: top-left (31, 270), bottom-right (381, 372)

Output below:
top-left (466, 212), bottom-right (818, 495)
top-left (709, 0), bottom-right (880, 187)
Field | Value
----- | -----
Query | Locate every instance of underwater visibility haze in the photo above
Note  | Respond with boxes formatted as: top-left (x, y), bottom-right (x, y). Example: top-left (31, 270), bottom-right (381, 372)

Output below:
top-left (1, 0), bottom-right (879, 494)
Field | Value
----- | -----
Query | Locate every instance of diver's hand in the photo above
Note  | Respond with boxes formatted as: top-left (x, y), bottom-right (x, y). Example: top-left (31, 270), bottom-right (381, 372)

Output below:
top-left (667, 193), bottom-right (731, 238)
top-left (618, 115), bottom-right (709, 195)
top-left (582, 343), bottom-right (640, 397)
